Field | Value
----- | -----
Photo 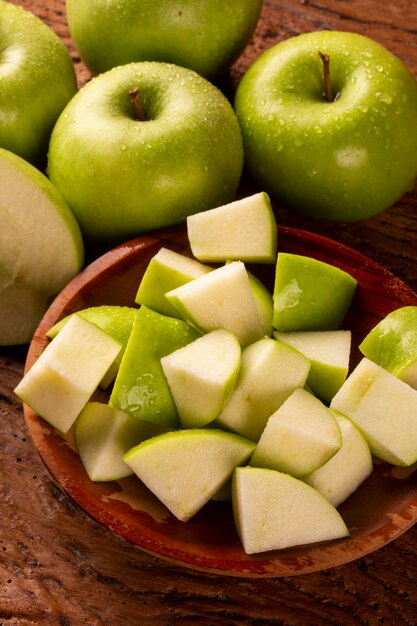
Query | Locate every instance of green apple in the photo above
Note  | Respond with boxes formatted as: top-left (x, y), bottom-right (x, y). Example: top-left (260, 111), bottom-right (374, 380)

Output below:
top-left (187, 192), bottom-right (277, 264)
top-left (123, 429), bottom-right (256, 521)
top-left (166, 261), bottom-right (272, 348)
top-left (135, 247), bottom-right (212, 319)
top-left (250, 388), bottom-right (341, 477)
top-left (215, 337), bottom-right (311, 441)
top-left (330, 358), bottom-right (417, 466)
top-left (359, 306), bottom-right (417, 389)
top-left (75, 401), bottom-right (165, 482)
top-left (109, 306), bottom-right (201, 428)
top-left (14, 315), bottom-right (122, 434)
top-left (232, 467), bottom-right (349, 554)
top-left (0, 148), bottom-right (84, 346)
top-left (303, 410), bottom-right (373, 507)
top-left (273, 253), bottom-right (357, 332)
top-left (161, 329), bottom-right (241, 428)
top-left (234, 31), bottom-right (417, 221)
top-left (0, 0), bottom-right (77, 166)
top-left (47, 62), bottom-right (243, 241)
top-left (274, 330), bottom-right (351, 403)
top-left (66, 0), bottom-right (263, 81)
top-left (46, 305), bottom-right (137, 388)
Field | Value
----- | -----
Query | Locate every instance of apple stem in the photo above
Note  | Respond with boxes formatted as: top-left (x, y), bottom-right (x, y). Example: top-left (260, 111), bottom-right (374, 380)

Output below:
top-left (319, 51), bottom-right (333, 102)
top-left (129, 87), bottom-right (146, 121)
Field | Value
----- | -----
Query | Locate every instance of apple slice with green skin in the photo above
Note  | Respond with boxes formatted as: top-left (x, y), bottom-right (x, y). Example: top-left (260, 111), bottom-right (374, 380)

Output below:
top-left (359, 306), bottom-right (417, 389)
top-left (232, 466), bottom-right (349, 554)
top-left (302, 410), bottom-right (373, 507)
top-left (250, 388), bottom-right (342, 477)
top-left (0, 148), bottom-right (84, 346)
top-left (161, 329), bottom-right (241, 428)
top-left (123, 429), bottom-right (256, 522)
top-left (187, 192), bottom-right (277, 263)
top-left (14, 315), bottom-right (122, 434)
top-left (215, 337), bottom-right (311, 441)
top-left (274, 330), bottom-right (351, 403)
top-left (46, 305), bottom-right (137, 388)
top-left (75, 401), bottom-right (166, 482)
top-left (330, 357), bottom-right (417, 466)
top-left (166, 261), bottom-right (271, 347)
top-left (273, 252), bottom-right (357, 332)
top-left (135, 247), bottom-right (212, 319)
top-left (109, 306), bottom-right (201, 428)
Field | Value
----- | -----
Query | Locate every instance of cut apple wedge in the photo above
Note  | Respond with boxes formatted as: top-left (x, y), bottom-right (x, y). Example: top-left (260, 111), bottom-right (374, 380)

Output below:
top-left (109, 306), bottom-right (201, 428)
top-left (273, 252), bottom-right (357, 332)
top-left (123, 429), bottom-right (256, 522)
top-left (0, 147), bottom-right (84, 345)
top-left (166, 261), bottom-right (271, 347)
top-left (249, 388), bottom-right (342, 477)
top-left (161, 329), bottom-right (241, 428)
top-left (330, 357), bottom-right (417, 466)
top-left (274, 330), bottom-right (351, 403)
top-left (232, 467), bottom-right (349, 554)
top-left (302, 410), bottom-right (373, 507)
top-left (75, 401), bottom-right (165, 482)
top-left (135, 247), bottom-right (212, 318)
top-left (46, 304), bottom-right (137, 388)
top-left (14, 314), bottom-right (122, 433)
top-left (215, 337), bottom-right (311, 441)
top-left (359, 306), bottom-right (417, 389)
top-left (187, 192), bottom-right (277, 263)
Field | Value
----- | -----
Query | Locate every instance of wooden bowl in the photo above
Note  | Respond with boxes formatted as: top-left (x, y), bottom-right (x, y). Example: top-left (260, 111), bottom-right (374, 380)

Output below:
top-left (23, 224), bottom-right (417, 577)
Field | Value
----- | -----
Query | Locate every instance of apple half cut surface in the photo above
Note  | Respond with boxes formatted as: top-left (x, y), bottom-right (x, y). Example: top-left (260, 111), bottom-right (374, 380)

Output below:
top-left (0, 148), bottom-right (84, 346)
top-left (20, 224), bottom-right (417, 577)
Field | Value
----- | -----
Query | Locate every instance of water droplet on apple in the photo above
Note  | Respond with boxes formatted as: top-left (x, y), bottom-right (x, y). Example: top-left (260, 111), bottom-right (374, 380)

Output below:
top-left (267, 114), bottom-right (274, 122)
top-left (307, 169), bottom-right (317, 177)
top-left (276, 144), bottom-right (284, 152)
top-left (121, 145), bottom-right (127, 151)
top-left (361, 50), bottom-right (374, 59)
top-left (357, 104), bottom-right (368, 114)
top-left (375, 65), bottom-right (384, 73)
top-left (314, 126), bottom-right (323, 135)
top-left (260, 99), bottom-right (266, 106)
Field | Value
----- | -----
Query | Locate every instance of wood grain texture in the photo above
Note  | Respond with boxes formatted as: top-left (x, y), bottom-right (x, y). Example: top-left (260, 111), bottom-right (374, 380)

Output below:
top-left (2, 0), bottom-right (417, 624)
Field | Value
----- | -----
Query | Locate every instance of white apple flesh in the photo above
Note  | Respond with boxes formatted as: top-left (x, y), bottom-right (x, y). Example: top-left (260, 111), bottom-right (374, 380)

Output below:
top-left (187, 192), bottom-right (277, 264)
top-left (215, 337), bottom-right (311, 441)
top-left (250, 388), bottom-right (342, 477)
top-left (135, 247), bottom-right (212, 319)
top-left (166, 261), bottom-right (271, 348)
top-left (123, 429), bottom-right (256, 522)
top-left (14, 315), bottom-right (122, 434)
top-left (331, 358), bottom-right (417, 466)
top-left (0, 148), bottom-right (84, 346)
top-left (75, 401), bottom-right (165, 482)
top-left (161, 329), bottom-right (241, 428)
top-left (274, 330), bottom-right (351, 403)
top-left (232, 467), bottom-right (349, 554)
top-left (303, 410), bottom-right (373, 507)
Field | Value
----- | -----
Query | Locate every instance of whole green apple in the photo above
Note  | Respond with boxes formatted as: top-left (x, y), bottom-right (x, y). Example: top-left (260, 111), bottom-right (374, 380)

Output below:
top-left (47, 62), bottom-right (244, 240)
top-left (234, 31), bottom-right (417, 221)
top-left (0, 0), bottom-right (77, 166)
top-left (65, 0), bottom-right (263, 81)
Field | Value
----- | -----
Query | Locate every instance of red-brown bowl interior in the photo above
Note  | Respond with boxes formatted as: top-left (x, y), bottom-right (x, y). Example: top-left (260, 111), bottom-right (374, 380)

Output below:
top-left (23, 224), bottom-right (417, 577)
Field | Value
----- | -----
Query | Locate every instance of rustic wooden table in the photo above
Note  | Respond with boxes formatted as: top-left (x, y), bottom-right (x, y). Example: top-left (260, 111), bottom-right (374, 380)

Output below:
top-left (2, 1), bottom-right (417, 624)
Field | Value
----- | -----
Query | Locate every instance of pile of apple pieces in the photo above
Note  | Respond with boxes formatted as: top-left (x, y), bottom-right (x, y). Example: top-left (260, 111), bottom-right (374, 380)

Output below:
top-left (15, 192), bottom-right (417, 555)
